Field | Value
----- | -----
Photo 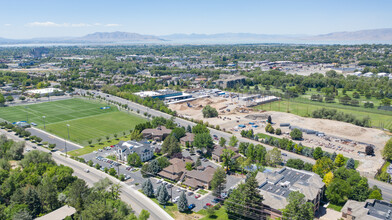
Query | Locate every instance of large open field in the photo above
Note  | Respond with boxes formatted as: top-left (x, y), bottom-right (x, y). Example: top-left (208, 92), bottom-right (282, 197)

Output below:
top-left (0, 98), bottom-right (147, 145)
top-left (254, 99), bottom-right (392, 130)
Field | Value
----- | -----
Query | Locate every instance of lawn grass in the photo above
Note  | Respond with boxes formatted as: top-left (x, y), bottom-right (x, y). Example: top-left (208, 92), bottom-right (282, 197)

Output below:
top-left (198, 206), bottom-right (229, 220)
top-left (68, 135), bottom-right (131, 157)
top-left (196, 189), bottom-right (209, 195)
top-left (0, 98), bottom-right (147, 146)
top-left (0, 98), bottom-right (115, 125)
top-left (327, 203), bottom-right (343, 212)
top-left (44, 111), bottom-right (146, 146)
top-left (254, 98), bottom-right (392, 130)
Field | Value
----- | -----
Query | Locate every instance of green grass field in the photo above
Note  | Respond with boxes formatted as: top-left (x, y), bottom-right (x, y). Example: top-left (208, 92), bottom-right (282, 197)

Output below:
top-left (255, 99), bottom-right (392, 130)
top-left (0, 98), bottom-right (147, 146)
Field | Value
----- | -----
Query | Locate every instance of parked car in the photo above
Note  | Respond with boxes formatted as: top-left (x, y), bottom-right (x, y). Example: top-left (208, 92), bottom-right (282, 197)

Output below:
top-left (212, 198), bottom-right (220, 203)
top-left (281, 153), bottom-right (288, 156)
top-left (163, 182), bottom-right (168, 186)
top-left (173, 196), bottom-right (180, 203)
top-left (157, 179), bottom-right (162, 184)
top-left (187, 191), bottom-right (194, 196)
top-left (206, 203), bottom-right (212, 207)
top-left (195, 194), bottom-right (201, 199)
top-left (84, 169), bottom-right (89, 173)
top-left (188, 204), bottom-right (195, 210)
top-left (167, 184), bottom-right (173, 188)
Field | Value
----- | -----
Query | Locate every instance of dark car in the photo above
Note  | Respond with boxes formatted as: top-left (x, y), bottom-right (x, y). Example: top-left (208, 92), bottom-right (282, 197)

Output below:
top-left (212, 198), bottom-right (220, 203)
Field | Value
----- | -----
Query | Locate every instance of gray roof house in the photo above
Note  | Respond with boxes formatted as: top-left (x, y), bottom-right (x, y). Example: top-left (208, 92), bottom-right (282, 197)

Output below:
top-left (341, 199), bottom-right (392, 220)
top-left (116, 140), bottom-right (154, 162)
top-left (255, 167), bottom-right (325, 219)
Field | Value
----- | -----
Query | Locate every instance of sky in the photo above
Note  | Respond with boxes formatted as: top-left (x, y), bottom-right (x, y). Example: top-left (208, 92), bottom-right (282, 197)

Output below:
top-left (1, 0), bottom-right (391, 39)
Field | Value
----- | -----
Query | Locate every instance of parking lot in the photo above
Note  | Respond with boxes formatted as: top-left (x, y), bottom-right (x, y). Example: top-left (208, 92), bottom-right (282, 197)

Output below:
top-left (81, 146), bottom-right (245, 212)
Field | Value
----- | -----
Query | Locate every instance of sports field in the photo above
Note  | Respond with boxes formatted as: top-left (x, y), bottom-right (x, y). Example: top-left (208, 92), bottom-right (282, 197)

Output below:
top-left (0, 98), bottom-right (147, 145)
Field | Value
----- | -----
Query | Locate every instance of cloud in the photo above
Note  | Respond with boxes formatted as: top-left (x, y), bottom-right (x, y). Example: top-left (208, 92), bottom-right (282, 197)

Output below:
top-left (26, 21), bottom-right (121, 28)
top-left (105, 23), bottom-right (122, 27)
top-left (4, 24), bottom-right (12, 26)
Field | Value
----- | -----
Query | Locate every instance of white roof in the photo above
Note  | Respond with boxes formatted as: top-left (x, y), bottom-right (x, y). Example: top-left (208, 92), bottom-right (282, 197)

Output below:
top-left (134, 91), bottom-right (160, 97)
top-left (27, 88), bottom-right (62, 94)
top-left (35, 205), bottom-right (76, 220)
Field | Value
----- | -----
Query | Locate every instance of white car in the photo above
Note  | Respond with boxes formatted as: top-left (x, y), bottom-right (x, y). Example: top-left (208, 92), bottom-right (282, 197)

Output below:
top-left (173, 196), bottom-right (180, 203)
top-left (84, 169), bottom-right (90, 173)
top-left (157, 179), bottom-right (162, 184)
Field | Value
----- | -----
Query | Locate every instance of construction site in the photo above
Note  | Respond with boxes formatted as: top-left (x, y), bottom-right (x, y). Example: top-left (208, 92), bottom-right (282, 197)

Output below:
top-left (170, 96), bottom-right (391, 175)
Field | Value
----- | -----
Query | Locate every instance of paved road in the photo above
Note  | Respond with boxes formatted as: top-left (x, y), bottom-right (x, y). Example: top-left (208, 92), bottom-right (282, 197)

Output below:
top-left (27, 127), bottom-right (82, 152)
top-left (0, 129), bottom-right (174, 220)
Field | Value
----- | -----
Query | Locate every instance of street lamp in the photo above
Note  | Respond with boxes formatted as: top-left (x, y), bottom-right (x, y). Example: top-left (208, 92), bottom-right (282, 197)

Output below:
top-left (42, 116), bottom-right (46, 129)
top-left (65, 124), bottom-right (70, 157)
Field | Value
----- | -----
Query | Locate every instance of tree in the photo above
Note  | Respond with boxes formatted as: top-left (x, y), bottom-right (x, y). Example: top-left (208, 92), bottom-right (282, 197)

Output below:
top-left (221, 149), bottom-right (236, 171)
top-left (157, 157), bottom-right (170, 169)
top-left (365, 146), bottom-right (374, 156)
top-left (323, 171), bottom-right (334, 187)
top-left (313, 147), bottom-right (323, 160)
top-left (202, 105), bottom-right (218, 118)
top-left (195, 157), bottom-right (202, 167)
top-left (20, 150), bottom-right (54, 168)
top-left (157, 185), bottom-right (170, 205)
top-left (127, 153), bottom-right (142, 167)
top-left (37, 175), bottom-right (59, 212)
top-left (171, 127), bottom-right (186, 141)
top-left (265, 123), bottom-right (274, 134)
top-left (286, 159), bottom-right (304, 170)
top-left (6, 95), bottom-right (14, 102)
top-left (211, 167), bottom-right (226, 197)
top-left (147, 159), bottom-right (161, 175)
top-left (382, 138), bottom-right (392, 160)
top-left (161, 135), bottom-right (181, 157)
top-left (282, 191), bottom-right (314, 220)
top-left (67, 179), bottom-right (90, 212)
top-left (290, 128), bottom-right (303, 140)
top-left (12, 209), bottom-right (33, 220)
top-left (368, 186), bottom-right (383, 200)
top-left (192, 123), bottom-right (209, 134)
top-left (0, 93), bottom-right (5, 106)
top-left (226, 176), bottom-right (263, 219)
top-left (177, 191), bottom-right (189, 212)
top-left (185, 162), bottom-right (193, 171)
top-left (138, 210), bottom-right (150, 220)
top-left (228, 135), bottom-right (238, 147)
top-left (219, 137), bottom-right (226, 148)
top-left (142, 179), bottom-right (154, 197)
top-left (109, 168), bottom-right (116, 176)
top-left (265, 147), bottom-right (282, 167)
top-left (193, 133), bottom-right (214, 154)
top-left (8, 141), bottom-right (25, 160)
top-left (129, 130), bottom-right (143, 141)
top-left (334, 154), bottom-right (345, 167)
top-left (346, 158), bottom-right (355, 170)
top-left (275, 128), bottom-right (282, 135)
top-left (326, 178), bottom-right (351, 205)
top-left (186, 125), bottom-right (192, 133)
top-left (312, 157), bottom-right (334, 178)
top-left (267, 115), bottom-right (272, 124)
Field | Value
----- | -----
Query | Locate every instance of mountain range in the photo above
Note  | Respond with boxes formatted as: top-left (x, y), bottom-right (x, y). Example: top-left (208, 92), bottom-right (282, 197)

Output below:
top-left (1, 28), bottom-right (392, 45)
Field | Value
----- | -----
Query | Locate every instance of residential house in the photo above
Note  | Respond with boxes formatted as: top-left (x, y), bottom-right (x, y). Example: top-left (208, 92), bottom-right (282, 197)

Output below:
top-left (212, 145), bottom-right (240, 163)
top-left (141, 126), bottom-right (172, 141)
top-left (255, 167), bottom-right (325, 219)
top-left (116, 140), bottom-right (154, 162)
top-left (158, 158), bottom-right (193, 182)
top-left (183, 165), bottom-right (216, 189)
top-left (180, 133), bottom-right (195, 146)
top-left (341, 199), bottom-right (392, 220)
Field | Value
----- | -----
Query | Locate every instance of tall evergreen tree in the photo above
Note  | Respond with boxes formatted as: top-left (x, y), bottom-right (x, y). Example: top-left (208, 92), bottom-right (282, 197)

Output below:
top-left (142, 179), bottom-right (154, 197)
top-left (177, 191), bottom-right (189, 212)
top-left (346, 158), bottom-right (355, 170)
top-left (157, 185), bottom-right (170, 205)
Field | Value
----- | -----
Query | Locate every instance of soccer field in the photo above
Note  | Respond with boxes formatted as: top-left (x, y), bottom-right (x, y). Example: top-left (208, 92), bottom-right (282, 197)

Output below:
top-left (0, 98), bottom-right (147, 145)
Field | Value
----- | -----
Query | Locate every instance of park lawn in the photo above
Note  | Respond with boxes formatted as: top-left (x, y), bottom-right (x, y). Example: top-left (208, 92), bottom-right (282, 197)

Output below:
top-left (44, 111), bottom-right (146, 146)
top-left (0, 98), bottom-right (116, 125)
top-left (196, 189), bottom-right (209, 195)
top-left (198, 206), bottom-right (229, 220)
top-left (254, 99), bottom-right (392, 130)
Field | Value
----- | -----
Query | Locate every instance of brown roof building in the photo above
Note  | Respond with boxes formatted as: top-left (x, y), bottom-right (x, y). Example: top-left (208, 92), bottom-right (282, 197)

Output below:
top-left (183, 166), bottom-right (216, 189)
top-left (158, 158), bottom-right (193, 182)
top-left (141, 126), bottom-right (172, 141)
top-left (212, 145), bottom-right (241, 163)
top-left (180, 133), bottom-right (195, 146)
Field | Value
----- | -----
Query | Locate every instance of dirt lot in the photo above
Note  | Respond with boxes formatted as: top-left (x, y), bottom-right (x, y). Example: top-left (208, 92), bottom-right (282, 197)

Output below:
top-left (170, 97), bottom-right (391, 175)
